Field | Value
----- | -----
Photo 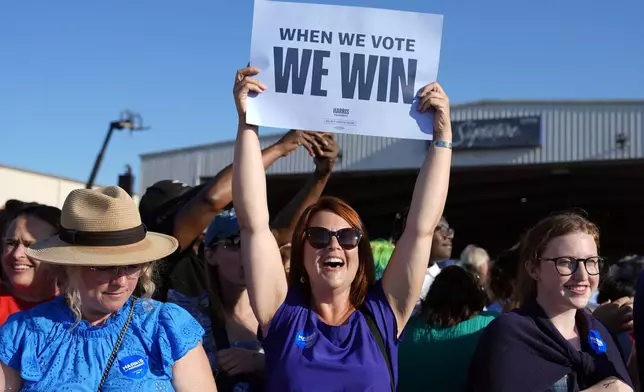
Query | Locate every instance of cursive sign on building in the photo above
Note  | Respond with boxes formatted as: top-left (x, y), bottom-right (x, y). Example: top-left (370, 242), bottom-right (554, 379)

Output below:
top-left (449, 116), bottom-right (542, 150)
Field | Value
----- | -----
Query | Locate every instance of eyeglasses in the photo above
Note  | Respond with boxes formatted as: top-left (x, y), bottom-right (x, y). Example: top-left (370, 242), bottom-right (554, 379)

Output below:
top-left (305, 227), bottom-right (362, 250)
top-left (89, 265), bottom-right (148, 283)
top-left (211, 236), bottom-right (241, 250)
top-left (540, 256), bottom-right (604, 276)
top-left (435, 226), bottom-right (454, 237)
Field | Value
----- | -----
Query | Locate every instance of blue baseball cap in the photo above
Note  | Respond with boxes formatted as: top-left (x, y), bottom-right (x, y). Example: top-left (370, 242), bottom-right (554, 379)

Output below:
top-left (205, 209), bottom-right (240, 248)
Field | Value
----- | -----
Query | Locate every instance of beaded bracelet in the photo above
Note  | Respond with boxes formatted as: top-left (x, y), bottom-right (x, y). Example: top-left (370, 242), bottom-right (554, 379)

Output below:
top-left (433, 140), bottom-right (452, 149)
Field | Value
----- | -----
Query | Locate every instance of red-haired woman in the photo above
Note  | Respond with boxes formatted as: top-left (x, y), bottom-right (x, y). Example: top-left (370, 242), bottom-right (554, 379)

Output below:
top-left (231, 66), bottom-right (452, 391)
top-left (469, 213), bottom-right (633, 392)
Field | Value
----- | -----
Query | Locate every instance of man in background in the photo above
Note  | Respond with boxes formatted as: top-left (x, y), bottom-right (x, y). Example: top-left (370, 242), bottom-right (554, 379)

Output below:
top-left (419, 217), bottom-right (455, 302)
top-left (386, 211), bottom-right (455, 305)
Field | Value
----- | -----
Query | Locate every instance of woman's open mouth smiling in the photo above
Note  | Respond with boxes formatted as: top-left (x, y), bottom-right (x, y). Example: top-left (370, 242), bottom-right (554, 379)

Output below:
top-left (322, 257), bottom-right (345, 270)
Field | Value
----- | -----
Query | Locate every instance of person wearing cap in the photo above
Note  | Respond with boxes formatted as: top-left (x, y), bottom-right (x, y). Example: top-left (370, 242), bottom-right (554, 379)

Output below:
top-left (201, 209), bottom-right (265, 392)
top-left (0, 186), bottom-right (217, 391)
top-left (139, 128), bottom-right (339, 374)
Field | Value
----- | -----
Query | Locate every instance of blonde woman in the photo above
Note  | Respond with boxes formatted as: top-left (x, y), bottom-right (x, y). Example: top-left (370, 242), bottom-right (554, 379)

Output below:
top-left (0, 187), bottom-right (217, 391)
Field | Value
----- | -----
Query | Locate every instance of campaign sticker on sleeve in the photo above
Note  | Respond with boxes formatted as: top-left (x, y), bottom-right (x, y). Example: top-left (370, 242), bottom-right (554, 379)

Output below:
top-left (588, 329), bottom-right (607, 355)
top-left (119, 355), bottom-right (149, 379)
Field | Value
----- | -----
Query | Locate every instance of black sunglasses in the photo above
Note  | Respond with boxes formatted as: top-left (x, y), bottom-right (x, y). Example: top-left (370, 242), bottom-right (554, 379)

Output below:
top-left (305, 227), bottom-right (362, 250)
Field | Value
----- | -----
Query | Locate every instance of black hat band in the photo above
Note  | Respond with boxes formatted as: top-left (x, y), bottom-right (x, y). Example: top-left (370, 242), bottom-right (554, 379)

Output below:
top-left (59, 224), bottom-right (147, 246)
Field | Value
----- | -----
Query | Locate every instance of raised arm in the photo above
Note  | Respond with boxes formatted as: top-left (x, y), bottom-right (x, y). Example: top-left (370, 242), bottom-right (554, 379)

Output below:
top-left (232, 67), bottom-right (288, 331)
top-left (271, 133), bottom-right (339, 246)
top-left (172, 131), bottom-right (314, 251)
top-left (382, 82), bottom-right (452, 335)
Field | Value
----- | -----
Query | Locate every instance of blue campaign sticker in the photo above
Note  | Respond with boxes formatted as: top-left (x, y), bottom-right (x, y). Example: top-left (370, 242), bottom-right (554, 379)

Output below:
top-left (295, 330), bottom-right (318, 349)
top-left (588, 329), bottom-right (607, 355)
top-left (233, 382), bottom-right (251, 392)
top-left (119, 355), bottom-right (149, 379)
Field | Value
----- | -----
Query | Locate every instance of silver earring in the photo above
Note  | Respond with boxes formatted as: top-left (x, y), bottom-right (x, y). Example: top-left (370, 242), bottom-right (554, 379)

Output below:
top-left (300, 276), bottom-right (306, 284)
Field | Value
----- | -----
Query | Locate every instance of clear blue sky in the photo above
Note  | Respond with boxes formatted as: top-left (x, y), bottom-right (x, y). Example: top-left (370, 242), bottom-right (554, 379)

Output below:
top-left (1, 0), bottom-right (642, 192)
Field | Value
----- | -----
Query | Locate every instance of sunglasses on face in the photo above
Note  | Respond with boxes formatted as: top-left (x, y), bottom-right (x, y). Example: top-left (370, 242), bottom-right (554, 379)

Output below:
top-left (305, 227), bottom-right (362, 250)
top-left (210, 236), bottom-right (241, 250)
top-left (208, 235), bottom-right (241, 250)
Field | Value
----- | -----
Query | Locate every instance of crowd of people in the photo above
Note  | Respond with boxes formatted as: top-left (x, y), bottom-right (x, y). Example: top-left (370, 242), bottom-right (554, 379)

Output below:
top-left (0, 66), bottom-right (640, 391)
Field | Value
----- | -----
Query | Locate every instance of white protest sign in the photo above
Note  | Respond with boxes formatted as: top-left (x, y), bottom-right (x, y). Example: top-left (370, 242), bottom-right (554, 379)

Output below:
top-left (247, 0), bottom-right (443, 140)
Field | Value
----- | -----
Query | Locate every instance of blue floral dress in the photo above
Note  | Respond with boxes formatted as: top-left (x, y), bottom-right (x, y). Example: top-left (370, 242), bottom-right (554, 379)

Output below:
top-left (0, 296), bottom-right (204, 391)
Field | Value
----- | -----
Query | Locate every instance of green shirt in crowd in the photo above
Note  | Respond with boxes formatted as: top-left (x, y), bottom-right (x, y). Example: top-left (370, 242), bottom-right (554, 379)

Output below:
top-left (398, 311), bottom-right (499, 392)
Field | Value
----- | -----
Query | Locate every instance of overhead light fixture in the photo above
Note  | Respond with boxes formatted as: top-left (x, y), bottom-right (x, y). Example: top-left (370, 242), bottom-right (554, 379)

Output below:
top-left (616, 133), bottom-right (628, 150)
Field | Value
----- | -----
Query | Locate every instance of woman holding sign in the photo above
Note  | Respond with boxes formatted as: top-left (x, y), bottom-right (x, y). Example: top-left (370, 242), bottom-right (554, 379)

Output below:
top-left (231, 65), bottom-right (452, 391)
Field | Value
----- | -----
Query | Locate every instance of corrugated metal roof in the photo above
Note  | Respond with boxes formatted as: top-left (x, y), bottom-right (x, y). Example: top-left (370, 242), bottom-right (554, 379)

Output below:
top-left (140, 100), bottom-right (644, 190)
top-left (450, 101), bottom-right (644, 166)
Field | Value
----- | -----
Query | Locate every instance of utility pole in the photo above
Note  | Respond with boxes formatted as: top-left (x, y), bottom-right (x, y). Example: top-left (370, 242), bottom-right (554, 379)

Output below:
top-left (86, 110), bottom-right (149, 189)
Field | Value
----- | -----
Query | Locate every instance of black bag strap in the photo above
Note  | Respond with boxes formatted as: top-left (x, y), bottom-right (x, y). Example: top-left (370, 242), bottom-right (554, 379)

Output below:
top-left (212, 318), bottom-right (231, 351)
top-left (97, 298), bottom-right (136, 392)
top-left (359, 305), bottom-right (395, 392)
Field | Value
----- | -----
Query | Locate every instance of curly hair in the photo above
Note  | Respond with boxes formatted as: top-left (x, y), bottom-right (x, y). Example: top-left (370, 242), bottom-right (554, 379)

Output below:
top-left (62, 263), bottom-right (155, 326)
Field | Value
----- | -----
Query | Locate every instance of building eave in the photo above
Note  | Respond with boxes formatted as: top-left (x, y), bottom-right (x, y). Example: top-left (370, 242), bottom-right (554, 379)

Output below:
top-left (140, 98), bottom-right (644, 159)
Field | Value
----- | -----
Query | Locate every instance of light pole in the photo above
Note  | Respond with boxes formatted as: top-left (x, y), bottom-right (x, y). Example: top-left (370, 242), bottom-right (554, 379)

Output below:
top-left (86, 110), bottom-right (149, 189)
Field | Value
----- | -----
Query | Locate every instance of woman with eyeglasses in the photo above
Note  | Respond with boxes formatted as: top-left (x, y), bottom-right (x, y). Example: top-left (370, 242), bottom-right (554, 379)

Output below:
top-left (0, 187), bottom-right (217, 391)
top-left (231, 66), bottom-right (452, 391)
top-left (469, 213), bottom-right (633, 392)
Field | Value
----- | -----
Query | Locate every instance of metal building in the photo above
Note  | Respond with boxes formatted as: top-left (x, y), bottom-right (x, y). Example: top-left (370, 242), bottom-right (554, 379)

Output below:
top-left (140, 99), bottom-right (644, 257)
top-left (0, 164), bottom-right (138, 209)
top-left (0, 164), bottom-right (100, 209)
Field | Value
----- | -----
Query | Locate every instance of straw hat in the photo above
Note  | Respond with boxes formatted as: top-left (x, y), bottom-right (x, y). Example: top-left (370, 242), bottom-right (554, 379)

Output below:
top-left (26, 186), bottom-right (178, 266)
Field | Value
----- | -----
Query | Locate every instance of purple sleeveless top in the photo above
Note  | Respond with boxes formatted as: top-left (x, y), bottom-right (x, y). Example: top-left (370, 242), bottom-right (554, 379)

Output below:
top-left (260, 281), bottom-right (400, 391)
